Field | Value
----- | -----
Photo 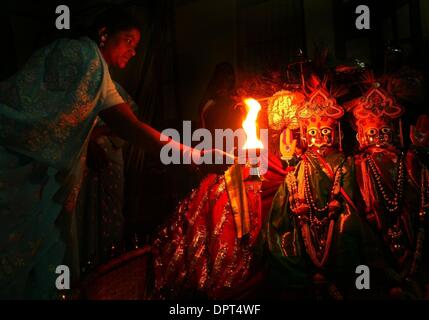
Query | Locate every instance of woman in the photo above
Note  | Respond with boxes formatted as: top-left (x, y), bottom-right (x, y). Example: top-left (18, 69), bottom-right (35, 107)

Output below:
top-left (0, 9), bottom-right (204, 299)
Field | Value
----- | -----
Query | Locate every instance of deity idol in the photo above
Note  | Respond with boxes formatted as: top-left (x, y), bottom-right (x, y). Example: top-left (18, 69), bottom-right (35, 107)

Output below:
top-left (350, 82), bottom-right (429, 298)
top-left (261, 77), bottom-right (382, 299)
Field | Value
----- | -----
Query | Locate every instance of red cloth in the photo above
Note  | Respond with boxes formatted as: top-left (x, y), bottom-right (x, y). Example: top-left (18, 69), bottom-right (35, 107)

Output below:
top-left (261, 153), bottom-right (288, 223)
top-left (151, 153), bottom-right (287, 299)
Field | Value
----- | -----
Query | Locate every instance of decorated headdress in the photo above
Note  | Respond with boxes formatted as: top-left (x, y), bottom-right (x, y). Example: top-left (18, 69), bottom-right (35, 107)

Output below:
top-left (297, 75), bottom-right (345, 121)
top-left (351, 84), bottom-right (403, 127)
top-left (347, 71), bottom-right (405, 149)
top-left (267, 90), bottom-right (305, 131)
top-left (296, 75), bottom-right (345, 150)
top-left (266, 90), bottom-right (306, 161)
top-left (298, 87), bottom-right (344, 121)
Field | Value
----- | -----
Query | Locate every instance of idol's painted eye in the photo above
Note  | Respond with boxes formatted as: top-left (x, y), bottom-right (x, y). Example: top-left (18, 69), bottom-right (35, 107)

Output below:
top-left (367, 128), bottom-right (378, 136)
top-left (307, 128), bottom-right (317, 136)
top-left (380, 127), bottom-right (391, 134)
top-left (321, 127), bottom-right (332, 135)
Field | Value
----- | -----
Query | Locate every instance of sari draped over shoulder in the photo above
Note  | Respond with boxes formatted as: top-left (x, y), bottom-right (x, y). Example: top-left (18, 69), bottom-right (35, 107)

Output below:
top-left (0, 37), bottom-right (111, 299)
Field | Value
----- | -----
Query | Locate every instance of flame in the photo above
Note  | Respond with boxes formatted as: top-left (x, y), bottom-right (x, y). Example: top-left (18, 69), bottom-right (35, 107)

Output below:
top-left (242, 98), bottom-right (264, 150)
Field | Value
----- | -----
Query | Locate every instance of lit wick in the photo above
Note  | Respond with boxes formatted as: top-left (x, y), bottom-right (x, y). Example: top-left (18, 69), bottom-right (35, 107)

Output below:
top-left (242, 98), bottom-right (264, 179)
top-left (242, 98), bottom-right (264, 151)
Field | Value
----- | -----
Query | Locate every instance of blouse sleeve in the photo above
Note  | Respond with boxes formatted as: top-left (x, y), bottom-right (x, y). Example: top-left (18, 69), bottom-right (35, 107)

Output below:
top-left (98, 65), bottom-right (125, 110)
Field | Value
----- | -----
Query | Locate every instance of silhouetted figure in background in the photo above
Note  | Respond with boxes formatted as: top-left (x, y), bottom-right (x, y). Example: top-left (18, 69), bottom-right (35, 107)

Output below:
top-left (198, 62), bottom-right (242, 134)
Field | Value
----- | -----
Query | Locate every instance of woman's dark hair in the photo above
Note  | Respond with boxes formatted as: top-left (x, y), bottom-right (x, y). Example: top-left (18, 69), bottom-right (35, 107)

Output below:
top-left (86, 7), bottom-right (142, 43)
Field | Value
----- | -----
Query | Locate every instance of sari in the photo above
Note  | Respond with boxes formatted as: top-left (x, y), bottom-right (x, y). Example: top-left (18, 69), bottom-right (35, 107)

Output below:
top-left (0, 36), bottom-right (117, 299)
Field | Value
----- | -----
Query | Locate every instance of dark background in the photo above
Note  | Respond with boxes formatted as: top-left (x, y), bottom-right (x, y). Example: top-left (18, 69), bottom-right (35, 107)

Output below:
top-left (2, 0), bottom-right (428, 246)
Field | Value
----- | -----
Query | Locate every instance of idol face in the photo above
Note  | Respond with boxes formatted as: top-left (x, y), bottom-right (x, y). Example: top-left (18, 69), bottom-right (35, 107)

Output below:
top-left (305, 117), bottom-right (337, 151)
top-left (363, 126), bottom-right (393, 148)
top-left (306, 125), bottom-right (334, 149)
top-left (410, 114), bottom-right (429, 148)
top-left (411, 128), bottom-right (429, 147)
top-left (357, 118), bottom-right (394, 150)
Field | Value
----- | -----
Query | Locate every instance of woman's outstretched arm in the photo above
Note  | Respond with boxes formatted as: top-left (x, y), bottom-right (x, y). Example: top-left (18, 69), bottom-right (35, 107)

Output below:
top-left (99, 103), bottom-right (236, 165)
top-left (99, 103), bottom-right (165, 156)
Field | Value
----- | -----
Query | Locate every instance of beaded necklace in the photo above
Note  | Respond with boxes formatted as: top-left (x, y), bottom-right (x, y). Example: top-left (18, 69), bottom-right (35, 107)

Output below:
top-left (303, 151), bottom-right (343, 217)
top-left (365, 152), bottom-right (405, 213)
top-left (365, 152), bottom-right (428, 278)
top-left (419, 167), bottom-right (429, 222)
top-left (409, 167), bottom-right (428, 277)
top-left (286, 151), bottom-right (345, 268)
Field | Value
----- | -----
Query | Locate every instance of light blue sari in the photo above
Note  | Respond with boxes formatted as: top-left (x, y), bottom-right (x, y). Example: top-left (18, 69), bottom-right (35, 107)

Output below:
top-left (0, 37), bottom-right (113, 299)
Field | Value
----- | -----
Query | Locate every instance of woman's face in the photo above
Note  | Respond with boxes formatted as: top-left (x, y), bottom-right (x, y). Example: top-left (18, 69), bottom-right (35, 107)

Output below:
top-left (100, 28), bottom-right (141, 69)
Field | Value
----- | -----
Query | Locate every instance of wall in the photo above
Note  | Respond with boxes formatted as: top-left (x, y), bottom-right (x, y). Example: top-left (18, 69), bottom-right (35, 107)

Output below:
top-left (174, 0), bottom-right (236, 120)
top-left (303, 0), bottom-right (336, 58)
top-left (420, 0), bottom-right (429, 39)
